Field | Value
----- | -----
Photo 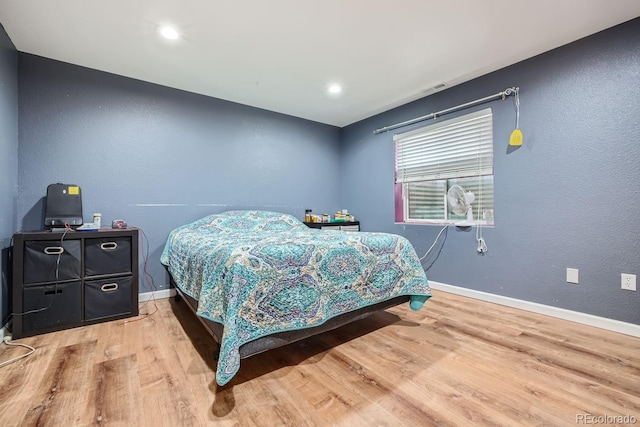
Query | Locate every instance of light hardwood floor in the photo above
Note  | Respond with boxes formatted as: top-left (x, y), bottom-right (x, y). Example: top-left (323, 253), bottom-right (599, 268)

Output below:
top-left (1, 289), bottom-right (639, 426)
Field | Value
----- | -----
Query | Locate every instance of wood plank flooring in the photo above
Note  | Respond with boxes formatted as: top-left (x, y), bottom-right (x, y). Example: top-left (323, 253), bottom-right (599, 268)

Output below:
top-left (1, 290), bottom-right (639, 426)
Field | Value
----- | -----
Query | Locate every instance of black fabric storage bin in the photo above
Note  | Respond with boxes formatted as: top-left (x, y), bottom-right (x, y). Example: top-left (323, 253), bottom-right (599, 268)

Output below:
top-left (85, 276), bottom-right (133, 321)
top-left (23, 240), bottom-right (81, 284)
top-left (85, 236), bottom-right (132, 277)
top-left (22, 281), bottom-right (82, 331)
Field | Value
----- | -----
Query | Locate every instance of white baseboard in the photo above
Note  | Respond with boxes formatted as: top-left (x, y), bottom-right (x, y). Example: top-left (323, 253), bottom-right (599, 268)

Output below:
top-left (139, 288), bottom-right (176, 302)
top-left (429, 281), bottom-right (640, 338)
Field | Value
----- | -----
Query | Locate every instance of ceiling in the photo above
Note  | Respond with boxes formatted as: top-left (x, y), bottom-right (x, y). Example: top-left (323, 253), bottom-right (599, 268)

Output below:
top-left (1, 1), bottom-right (639, 127)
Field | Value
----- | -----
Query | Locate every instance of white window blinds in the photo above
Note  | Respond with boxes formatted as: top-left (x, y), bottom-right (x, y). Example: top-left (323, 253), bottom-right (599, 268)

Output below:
top-left (394, 108), bottom-right (493, 183)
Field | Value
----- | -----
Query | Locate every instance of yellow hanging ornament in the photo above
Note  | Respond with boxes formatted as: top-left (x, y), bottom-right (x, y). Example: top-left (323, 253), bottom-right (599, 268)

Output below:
top-left (509, 128), bottom-right (523, 146)
top-left (509, 88), bottom-right (523, 146)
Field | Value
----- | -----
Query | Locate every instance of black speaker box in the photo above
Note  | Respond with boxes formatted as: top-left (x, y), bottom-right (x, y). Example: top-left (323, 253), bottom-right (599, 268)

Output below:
top-left (44, 183), bottom-right (83, 228)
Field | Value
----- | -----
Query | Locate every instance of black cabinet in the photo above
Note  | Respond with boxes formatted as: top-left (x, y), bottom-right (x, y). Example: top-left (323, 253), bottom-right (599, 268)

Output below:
top-left (304, 221), bottom-right (360, 231)
top-left (12, 229), bottom-right (139, 339)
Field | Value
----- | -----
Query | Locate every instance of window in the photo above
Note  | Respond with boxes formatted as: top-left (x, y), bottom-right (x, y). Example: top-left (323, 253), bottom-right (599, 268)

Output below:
top-left (394, 108), bottom-right (494, 225)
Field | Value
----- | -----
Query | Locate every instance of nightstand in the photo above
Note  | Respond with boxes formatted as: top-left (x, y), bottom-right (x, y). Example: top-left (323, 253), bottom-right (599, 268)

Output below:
top-left (303, 221), bottom-right (360, 231)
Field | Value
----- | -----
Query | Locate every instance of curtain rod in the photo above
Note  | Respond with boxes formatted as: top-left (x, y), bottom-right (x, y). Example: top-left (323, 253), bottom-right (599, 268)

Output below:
top-left (373, 87), bottom-right (519, 135)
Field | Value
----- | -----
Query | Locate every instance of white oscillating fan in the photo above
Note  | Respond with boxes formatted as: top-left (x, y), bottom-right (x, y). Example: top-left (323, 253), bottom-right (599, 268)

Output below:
top-left (447, 184), bottom-right (475, 226)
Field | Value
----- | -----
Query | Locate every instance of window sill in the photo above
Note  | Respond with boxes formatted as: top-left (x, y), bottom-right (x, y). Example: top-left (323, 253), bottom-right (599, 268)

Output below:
top-left (396, 220), bottom-right (494, 227)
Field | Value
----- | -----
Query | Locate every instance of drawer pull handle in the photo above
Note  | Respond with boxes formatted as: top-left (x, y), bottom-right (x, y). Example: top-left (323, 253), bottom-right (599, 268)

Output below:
top-left (44, 246), bottom-right (65, 255)
top-left (101, 283), bottom-right (119, 292)
top-left (100, 242), bottom-right (118, 251)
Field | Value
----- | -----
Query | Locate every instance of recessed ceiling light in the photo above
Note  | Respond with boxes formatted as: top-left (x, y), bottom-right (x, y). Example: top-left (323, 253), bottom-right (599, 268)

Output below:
top-left (327, 84), bottom-right (342, 95)
top-left (158, 25), bottom-right (179, 40)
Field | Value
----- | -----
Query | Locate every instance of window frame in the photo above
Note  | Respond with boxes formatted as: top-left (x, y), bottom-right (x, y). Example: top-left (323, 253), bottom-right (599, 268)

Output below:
top-left (394, 108), bottom-right (495, 226)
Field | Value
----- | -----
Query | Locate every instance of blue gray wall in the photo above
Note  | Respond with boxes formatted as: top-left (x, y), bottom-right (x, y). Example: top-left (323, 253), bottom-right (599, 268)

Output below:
top-left (341, 18), bottom-right (640, 325)
top-left (11, 17), bottom-right (640, 325)
top-left (0, 24), bottom-right (18, 330)
top-left (17, 54), bottom-right (342, 290)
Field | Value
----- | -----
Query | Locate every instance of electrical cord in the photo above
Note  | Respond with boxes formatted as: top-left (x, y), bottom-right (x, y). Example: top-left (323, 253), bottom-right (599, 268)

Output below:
top-left (1, 224), bottom-right (161, 367)
top-left (419, 225), bottom-right (449, 261)
top-left (124, 226), bottom-right (159, 323)
top-left (422, 226), bottom-right (449, 272)
top-left (475, 123), bottom-right (488, 254)
top-left (0, 335), bottom-right (35, 368)
top-left (514, 87), bottom-right (520, 129)
top-left (5, 225), bottom-right (70, 327)
top-left (418, 225), bottom-right (449, 271)
top-left (0, 224), bottom-right (72, 368)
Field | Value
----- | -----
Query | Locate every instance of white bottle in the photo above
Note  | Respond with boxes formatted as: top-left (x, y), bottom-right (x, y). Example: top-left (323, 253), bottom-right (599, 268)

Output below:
top-left (93, 213), bottom-right (102, 228)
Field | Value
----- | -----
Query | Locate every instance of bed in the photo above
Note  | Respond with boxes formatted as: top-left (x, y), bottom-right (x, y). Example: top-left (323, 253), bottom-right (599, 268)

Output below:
top-left (160, 210), bottom-right (431, 385)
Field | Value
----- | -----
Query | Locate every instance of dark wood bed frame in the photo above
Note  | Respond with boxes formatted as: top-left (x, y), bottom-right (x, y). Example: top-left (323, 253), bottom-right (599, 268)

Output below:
top-left (169, 275), bottom-right (409, 360)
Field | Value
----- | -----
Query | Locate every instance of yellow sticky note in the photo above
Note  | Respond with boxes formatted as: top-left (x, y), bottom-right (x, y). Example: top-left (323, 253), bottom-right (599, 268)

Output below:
top-left (68, 186), bottom-right (79, 195)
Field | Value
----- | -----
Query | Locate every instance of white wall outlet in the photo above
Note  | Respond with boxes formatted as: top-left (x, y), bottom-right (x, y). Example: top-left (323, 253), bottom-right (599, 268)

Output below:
top-left (566, 268), bottom-right (579, 284)
top-left (621, 273), bottom-right (636, 291)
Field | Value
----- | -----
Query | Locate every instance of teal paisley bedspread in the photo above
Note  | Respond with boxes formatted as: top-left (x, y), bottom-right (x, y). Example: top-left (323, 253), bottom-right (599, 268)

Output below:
top-left (160, 210), bottom-right (431, 385)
